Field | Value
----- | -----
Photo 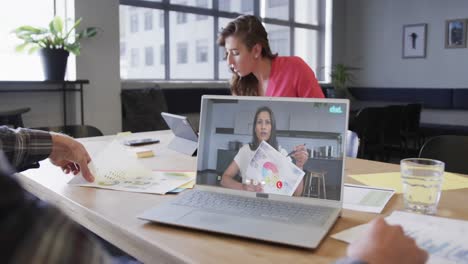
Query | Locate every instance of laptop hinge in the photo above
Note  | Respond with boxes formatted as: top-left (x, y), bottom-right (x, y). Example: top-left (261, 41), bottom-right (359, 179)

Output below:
top-left (256, 193), bottom-right (269, 199)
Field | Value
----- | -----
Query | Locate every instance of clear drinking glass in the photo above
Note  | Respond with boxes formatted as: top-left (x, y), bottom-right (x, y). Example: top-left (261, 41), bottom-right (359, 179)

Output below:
top-left (400, 158), bottom-right (445, 214)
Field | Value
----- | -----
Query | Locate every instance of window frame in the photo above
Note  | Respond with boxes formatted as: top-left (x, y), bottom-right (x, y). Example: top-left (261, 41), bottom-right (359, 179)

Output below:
top-left (120, 0), bottom-right (328, 81)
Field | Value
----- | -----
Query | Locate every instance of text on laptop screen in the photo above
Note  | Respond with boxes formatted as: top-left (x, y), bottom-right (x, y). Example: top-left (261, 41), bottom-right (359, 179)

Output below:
top-left (196, 97), bottom-right (348, 201)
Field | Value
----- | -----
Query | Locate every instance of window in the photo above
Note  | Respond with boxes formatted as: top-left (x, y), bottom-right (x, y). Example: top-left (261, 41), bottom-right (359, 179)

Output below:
top-left (266, 26), bottom-right (290, 55)
top-left (0, 1), bottom-right (54, 80)
top-left (160, 44), bottom-right (165, 65)
top-left (262, 0), bottom-right (289, 20)
top-left (120, 42), bottom-right (126, 57)
top-left (159, 12), bottom-right (164, 28)
top-left (175, 2), bottom-right (188, 24)
top-left (130, 48), bottom-right (139, 67)
top-left (177, 12), bottom-right (187, 24)
top-left (119, 0), bottom-right (331, 81)
top-left (196, 40), bottom-right (208, 63)
top-left (268, 0), bottom-right (289, 8)
top-left (196, 0), bottom-right (208, 20)
top-left (241, 0), bottom-right (254, 13)
top-left (145, 46), bottom-right (154, 66)
top-left (120, 6), bottom-right (165, 79)
top-left (130, 13), bottom-right (138, 33)
top-left (144, 11), bottom-right (153, 30)
top-left (218, 0), bottom-right (230, 11)
top-left (176, 42), bottom-right (188, 64)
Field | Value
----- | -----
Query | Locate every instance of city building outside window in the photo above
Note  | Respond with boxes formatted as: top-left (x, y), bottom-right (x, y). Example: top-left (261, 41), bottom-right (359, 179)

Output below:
top-left (119, 0), bottom-right (331, 81)
top-left (241, 0), bottom-right (254, 13)
top-left (218, 0), bottom-right (230, 11)
top-left (196, 39), bottom-right (208, 63)
top-left (130, 48), bottom-right (139, 67)
top-left (120, 42), bottom-right (126, 57)
top-left (144, 11), bottom-right (153, 31)
top-left (268, 0), bottom-right (289, 8)
top-left (159, 12), bottom-right (164, 28)
top-left (176, 42), bottom-right (188, 64)
top-left (160, 44), bottom-right (165, 65)
top-left (196, 0), bottom-right (208, 20)
top-left (145, 46), bottom-right (154, 66)
top-left (130, 13), bottom-right (138, 33)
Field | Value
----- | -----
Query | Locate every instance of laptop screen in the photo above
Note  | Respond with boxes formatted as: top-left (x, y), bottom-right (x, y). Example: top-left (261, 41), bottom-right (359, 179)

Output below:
top-left (196, 96), bottom-right (349, 201)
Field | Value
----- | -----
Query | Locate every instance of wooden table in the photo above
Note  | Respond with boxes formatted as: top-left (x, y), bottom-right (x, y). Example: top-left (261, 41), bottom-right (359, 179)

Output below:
top-left (16, 130), bottom-right (468, 264)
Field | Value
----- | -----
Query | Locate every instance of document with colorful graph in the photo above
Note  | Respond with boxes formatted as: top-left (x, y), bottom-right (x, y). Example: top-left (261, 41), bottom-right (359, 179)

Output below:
top-left (245, 141), bottom-right (305, 196)
top-left (68, 140), bottom-right (194, 194)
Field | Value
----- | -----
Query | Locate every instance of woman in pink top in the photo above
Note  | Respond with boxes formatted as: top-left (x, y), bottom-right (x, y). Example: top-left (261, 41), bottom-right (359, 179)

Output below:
top-left (218, 15), bottom-right (324, 98)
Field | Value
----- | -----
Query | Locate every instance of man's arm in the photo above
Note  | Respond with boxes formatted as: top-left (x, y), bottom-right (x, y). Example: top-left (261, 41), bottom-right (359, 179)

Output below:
top-left (0, 126), bottom-right (52, 171)
top-left (0, 126), bottom-right (94, 182)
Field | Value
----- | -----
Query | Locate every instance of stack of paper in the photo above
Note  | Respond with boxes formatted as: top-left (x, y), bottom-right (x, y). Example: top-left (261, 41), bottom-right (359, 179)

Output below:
top-left (68, 140), bottom-right (195, 194)
top-left (332, 211), bottom-right (468, 264)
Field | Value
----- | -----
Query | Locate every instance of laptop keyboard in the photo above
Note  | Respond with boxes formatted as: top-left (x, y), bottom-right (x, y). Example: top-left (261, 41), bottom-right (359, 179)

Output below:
top-left (172, 190), bottom-right (335, 226)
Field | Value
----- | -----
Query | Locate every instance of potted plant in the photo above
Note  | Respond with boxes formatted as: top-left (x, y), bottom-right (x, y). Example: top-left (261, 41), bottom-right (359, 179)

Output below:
top-left (13, 16), bottom-right (97, 80)
top-left (330, 64), bottom-right (360, 100)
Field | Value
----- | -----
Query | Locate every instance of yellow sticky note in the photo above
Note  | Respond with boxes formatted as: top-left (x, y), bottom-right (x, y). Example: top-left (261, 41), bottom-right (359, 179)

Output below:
top-left (117, 131), bottom-right (132, 137)
top-left (349, 172), bottom-right (468, 193)
top-left (128, 147), bottom-right (154, 158)
top-left (178, 180), bottom-right (195, 189)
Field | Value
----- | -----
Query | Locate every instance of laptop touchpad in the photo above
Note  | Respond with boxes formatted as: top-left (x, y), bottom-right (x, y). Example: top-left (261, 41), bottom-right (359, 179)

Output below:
top-left (177, 210), bottom-right (233, 226)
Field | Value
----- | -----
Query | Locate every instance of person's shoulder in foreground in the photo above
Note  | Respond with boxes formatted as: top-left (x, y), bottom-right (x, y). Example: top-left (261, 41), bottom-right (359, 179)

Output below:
top-left (268, 56), bottom-right (324, 98)
top-left (336, 217), bottom-right (428, 264)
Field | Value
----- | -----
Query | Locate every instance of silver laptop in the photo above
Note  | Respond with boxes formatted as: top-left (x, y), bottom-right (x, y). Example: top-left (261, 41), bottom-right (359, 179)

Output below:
top-left (139, 96), bottom-right (349, 248)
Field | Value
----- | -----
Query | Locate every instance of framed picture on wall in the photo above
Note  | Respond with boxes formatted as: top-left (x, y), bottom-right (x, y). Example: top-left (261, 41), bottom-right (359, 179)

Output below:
top-left (445, 19), bottom-right (467, 48)
top-left (402, 23), bottom-right (427, 58)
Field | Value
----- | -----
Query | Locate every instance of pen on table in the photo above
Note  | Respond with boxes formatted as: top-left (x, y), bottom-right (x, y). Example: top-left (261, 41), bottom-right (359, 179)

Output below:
top-left (287, 144), bottom-right (306, 157)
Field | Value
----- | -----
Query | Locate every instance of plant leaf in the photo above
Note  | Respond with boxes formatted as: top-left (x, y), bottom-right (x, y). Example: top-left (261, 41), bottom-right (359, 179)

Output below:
top-left (28, 46), bottom-right (40, 54)
top-left (82, 27), bottom-right (98, 38)
top-left (15, 42), bottom-right (29, 52)
top-left (64, 17), bottom-right (82, 40)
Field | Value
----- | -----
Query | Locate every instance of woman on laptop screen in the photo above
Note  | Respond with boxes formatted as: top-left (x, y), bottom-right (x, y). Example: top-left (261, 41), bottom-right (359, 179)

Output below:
top-left (218, 15), bottom-right (324, 98)
top-left (220, 106), bottom-right (308, 196)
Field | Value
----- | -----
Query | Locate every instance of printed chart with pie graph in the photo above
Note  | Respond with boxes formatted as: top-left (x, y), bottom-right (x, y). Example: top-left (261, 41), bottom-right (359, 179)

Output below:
top-left (246, 141), bottom-right (305, 196)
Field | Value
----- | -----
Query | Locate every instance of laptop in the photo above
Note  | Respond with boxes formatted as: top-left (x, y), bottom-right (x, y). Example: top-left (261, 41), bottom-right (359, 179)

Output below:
top-left (161, 112), bottom-right (198, 156)
top-left (139, 96), bottom-right (349, 248)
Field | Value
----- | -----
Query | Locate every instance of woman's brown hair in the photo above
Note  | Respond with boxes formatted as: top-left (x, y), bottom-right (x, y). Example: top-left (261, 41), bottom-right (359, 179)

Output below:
top-left (218, 15), bottom-right (277, 96)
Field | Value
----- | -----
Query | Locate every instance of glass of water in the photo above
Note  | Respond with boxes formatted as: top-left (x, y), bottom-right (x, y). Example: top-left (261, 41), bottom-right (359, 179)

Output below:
top-left (400, 158), bottom-right (445, 214)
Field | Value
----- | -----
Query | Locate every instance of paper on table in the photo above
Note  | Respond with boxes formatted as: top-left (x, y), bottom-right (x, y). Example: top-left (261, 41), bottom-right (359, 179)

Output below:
top-left (332, 211), bottom-right (468, 264)
top-left (343, 184), bottom-right (394, 213)
top-left (69, 140), bottom-right (194, 194)
top-left (245, 141), bottom-right (305, 196)
top-left (349, 171), bottom-right (468, 193)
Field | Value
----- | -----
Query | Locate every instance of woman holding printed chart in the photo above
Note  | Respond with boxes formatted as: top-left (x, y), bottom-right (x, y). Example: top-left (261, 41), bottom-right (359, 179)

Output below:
top-left (220, 106), bottom-right (308, 196)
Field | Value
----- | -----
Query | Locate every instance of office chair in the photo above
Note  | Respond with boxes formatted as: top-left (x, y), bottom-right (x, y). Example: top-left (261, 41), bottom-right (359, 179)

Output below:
top-left (33, 125), bottom-right (103, 138)
top-left (121, 86), bottom-right (169, 132)
top-left (346, 130), bottom-right (360, 158)
top-left (401, 103), bottom-right (423, 155)
top-left (353, 107), bottom-right (386, 161)
top-left (0, 107), bottom-right (31, 128)
top-left (418, 135), bottom-right (468, 174)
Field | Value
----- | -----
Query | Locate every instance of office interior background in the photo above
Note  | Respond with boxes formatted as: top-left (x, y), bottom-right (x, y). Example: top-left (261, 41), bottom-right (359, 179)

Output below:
top-left (0, 0), bottom-right (467, 136)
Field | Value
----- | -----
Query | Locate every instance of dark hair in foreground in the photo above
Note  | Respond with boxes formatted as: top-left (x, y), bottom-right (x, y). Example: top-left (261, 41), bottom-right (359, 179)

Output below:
top-left (249, 106), bottom-right (278, 151)
top-left (217, 15), bottom-right (277, 96)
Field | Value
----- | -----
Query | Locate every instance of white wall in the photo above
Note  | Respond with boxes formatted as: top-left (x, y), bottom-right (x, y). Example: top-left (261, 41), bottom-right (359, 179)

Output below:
top-left (336, 0), bottom-right (468, 88)
top-left (75, 0), bottom-right (121, 134)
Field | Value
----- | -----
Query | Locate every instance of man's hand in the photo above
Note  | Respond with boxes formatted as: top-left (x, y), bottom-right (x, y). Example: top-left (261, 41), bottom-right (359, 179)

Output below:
top-left (49, 133), bottom-right (94, 182)
top-left (347, 217), bottom-right (428, 264)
